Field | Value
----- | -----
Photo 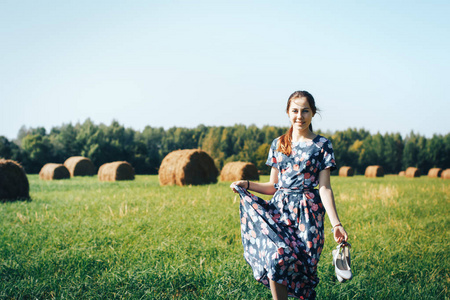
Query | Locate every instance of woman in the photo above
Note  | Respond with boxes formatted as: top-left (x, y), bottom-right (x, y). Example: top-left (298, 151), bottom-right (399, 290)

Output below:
top-left (231, 91), bottom-right (348, 299)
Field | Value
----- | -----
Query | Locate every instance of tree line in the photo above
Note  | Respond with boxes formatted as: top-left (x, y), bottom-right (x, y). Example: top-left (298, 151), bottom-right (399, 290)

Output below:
top-left (1, 119), bottom-right (449, 175)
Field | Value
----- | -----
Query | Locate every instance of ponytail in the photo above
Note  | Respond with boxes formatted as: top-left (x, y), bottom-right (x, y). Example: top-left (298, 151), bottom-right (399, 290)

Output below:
top-left (277, 126), bottom-right (293, 156)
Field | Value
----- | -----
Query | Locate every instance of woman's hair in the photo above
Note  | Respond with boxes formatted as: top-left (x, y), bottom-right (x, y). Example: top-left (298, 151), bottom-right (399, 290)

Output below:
top-left (277, 91), bottom-right (318, 156)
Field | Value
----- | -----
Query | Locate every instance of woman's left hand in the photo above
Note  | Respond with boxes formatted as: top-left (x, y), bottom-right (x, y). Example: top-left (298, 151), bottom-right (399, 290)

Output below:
top-left (333, 225), bottom-right (348, 243)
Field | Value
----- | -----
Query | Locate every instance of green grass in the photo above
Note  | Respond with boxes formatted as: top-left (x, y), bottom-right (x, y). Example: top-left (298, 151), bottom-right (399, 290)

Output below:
top-left (0, 175), bottom-right (449, 299)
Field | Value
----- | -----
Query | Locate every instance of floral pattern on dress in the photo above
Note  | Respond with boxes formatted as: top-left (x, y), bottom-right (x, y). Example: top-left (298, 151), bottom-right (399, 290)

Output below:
top-left (235, 135), bottom-right (336, 299)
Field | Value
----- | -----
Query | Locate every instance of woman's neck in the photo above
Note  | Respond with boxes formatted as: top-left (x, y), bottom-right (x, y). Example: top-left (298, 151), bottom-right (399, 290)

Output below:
top-left (291, 129), bottom-right (316, 143)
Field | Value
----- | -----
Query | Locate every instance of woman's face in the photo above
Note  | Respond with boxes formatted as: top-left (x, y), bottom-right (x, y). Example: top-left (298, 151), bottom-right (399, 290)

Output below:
top-left (287, 97), bottom-right (314, 132)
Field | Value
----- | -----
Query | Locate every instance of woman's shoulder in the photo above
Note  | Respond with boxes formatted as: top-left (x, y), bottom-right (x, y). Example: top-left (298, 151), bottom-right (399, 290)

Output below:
top-left (314, 134), bottom-right (330, 143)
top-left (313, 134), bottom-right (334, 150)
top-left (270, 136), bottom-right (281, 147)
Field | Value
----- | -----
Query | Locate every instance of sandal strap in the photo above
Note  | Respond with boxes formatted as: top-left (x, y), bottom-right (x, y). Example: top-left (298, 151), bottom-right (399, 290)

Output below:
top-left (336, 241), bottom-right (352, 251)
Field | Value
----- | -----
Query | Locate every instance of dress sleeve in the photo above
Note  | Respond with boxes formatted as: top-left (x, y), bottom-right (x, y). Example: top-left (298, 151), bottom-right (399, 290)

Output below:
top-left (265, 138), bottom-right (279, 168)
top-left (319, 139), bottom-right (337, 172)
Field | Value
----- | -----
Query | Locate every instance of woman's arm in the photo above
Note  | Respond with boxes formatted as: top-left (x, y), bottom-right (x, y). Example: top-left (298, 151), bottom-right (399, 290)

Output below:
top-left (231, 167), bottom-right (279, 195)
top-left (318, 168), bottom-right (348, 243)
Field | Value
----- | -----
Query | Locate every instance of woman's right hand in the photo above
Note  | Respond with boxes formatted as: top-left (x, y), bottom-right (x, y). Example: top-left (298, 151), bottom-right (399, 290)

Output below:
top-left (230, 180), bottom-right (247, 193)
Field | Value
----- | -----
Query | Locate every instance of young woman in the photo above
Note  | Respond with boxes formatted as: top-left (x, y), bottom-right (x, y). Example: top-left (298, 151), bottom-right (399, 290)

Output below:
top-left (231, 91), bottom-right (348, 299)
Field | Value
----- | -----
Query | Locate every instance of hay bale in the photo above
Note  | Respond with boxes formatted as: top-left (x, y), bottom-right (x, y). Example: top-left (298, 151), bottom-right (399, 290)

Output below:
top-left (39, 163), bottom-right (70, 180)
top-left (442, 169), bottom-right (450, 180)
top-left (159, 149), bottom-right (219, 186)
top-left (399, 171), bottom-right (406, 176)
top-left (64, 156), bottom-right (96, 177)
top-left (428, 168), bottom-right (442, 178)
top-left (98, 161), bottom-right (135, 181)
top-left (220, 161), bottom-right (259, 182)
top-left (0, 159), bottom-right (30, 201)
top-left (338, 166), bottom-right (354, 177)
top-left (405, 167), bottom-right (421, 178)
top-left (364, 165), bottom-right (384, 177)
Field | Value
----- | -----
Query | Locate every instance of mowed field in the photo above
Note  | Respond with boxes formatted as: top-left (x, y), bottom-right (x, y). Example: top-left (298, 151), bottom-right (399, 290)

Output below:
top-left (0, 175), bottom-right (448, 299)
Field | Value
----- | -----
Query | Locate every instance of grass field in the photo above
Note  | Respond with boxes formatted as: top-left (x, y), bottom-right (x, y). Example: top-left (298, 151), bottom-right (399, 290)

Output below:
top-left (0, 175), bottom-right (449, 299)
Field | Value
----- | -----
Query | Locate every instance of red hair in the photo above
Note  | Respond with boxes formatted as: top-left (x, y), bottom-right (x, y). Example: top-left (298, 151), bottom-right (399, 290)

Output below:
top-left (277, 91), bottom-right (317, 156)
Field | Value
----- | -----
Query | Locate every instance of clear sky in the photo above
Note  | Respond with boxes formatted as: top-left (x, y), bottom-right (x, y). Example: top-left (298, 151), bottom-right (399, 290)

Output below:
top-left (1, 0), bottom-right (449, 140)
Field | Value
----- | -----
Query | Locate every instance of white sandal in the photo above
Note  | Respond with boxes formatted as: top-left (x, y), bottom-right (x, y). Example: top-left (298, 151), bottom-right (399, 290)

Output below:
top-left (332, 242), bottom-right (352, 282)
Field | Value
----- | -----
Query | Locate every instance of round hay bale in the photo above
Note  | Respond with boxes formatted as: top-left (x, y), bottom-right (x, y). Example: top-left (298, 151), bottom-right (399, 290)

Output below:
top-left (220, 161), bottom-right (259, 182)
top-left (39, 163), bottom-right (70, 180)
top-left (0, 159), bottom-right (30, 201)
top-left (98, 161), bottom-right (135, 181)
top-left (442, 169), bottom-right (450, 179)
top-left (399, 171), bottom-right (406, 176)
top-left (428, 168), bottom-right (442, 178)
top-left (364, 165), bottom-right (384, 177)
top-left (338, 166), bottom-right (354, 177)
top-left (64, 156), bottom-right (96, 177)
top-left (159, 149), bottom-right (219, 186)
top-left (405, 167), bottom-right (421, 178)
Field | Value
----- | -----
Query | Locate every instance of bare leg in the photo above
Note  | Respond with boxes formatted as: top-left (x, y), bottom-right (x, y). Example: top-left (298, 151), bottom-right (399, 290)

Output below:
top-left (269, 279), bottom-right (288, 300)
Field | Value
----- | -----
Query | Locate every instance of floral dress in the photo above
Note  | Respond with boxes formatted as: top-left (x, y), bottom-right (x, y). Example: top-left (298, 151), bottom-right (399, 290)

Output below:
top-left (234, 135), bottom-right (336, 299)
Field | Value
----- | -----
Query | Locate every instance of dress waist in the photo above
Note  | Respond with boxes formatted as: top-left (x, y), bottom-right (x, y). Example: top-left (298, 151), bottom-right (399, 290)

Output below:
top-left (275, 184), bottom-right (314, 194)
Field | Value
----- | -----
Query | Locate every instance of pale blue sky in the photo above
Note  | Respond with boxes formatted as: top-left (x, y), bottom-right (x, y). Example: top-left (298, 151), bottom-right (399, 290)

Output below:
top-left (1, 0), bottom-right (449, 140)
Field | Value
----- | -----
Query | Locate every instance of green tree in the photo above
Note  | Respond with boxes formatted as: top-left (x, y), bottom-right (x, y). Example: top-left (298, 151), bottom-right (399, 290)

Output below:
top-left (382, 133), bottom-right (403, 174)
top-left (402, 132), bottom-right (427, 173)
top-left (139, 126), bottom-right (165, 174)
top-left (21, 133), bottom-right (52, 173)
top-left (0, 136), bottom-right (13, 159)
top-left (255, 143), bottom-right (271, 174)
top-left (200, 127), bottom-right (225, 169)
top-left (48, 123), bottom-right (81, 163)
top-left (330, 128), bottom-right (370, 174)
top-left (359, 133), bottom-right (385, 172)
top-left (0, 136), bottom-right (23, 163)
